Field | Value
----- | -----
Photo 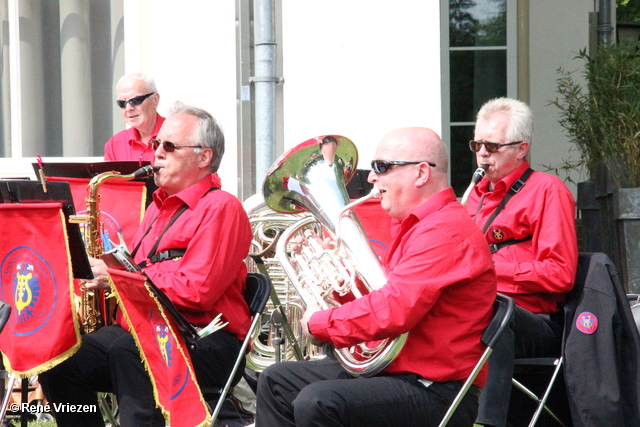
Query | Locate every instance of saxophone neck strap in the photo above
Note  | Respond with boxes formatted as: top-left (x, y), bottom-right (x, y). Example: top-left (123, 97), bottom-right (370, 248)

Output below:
top-left (481, 168), bottom-right (533, 234)
top-left (131, 186), bottom-right (219, 265)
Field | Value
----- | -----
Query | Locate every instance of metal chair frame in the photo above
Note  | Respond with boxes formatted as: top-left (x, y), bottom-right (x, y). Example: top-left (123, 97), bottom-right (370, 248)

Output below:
top-left (438, 294), bottom-right (515, 427)
top-left (207, 272), bottom-right (271, 426)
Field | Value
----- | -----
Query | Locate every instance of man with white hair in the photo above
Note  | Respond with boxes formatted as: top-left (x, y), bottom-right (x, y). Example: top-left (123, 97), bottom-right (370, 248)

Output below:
top-left (465, 97), bottom-right (578, 427)
top-left (104, 73), bottom-right (164, 164)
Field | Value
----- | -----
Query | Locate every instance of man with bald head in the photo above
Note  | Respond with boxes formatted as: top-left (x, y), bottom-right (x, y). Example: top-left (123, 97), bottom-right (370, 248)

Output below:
top-left (254, 127), bottom-right (497, 426)
top-left (104, 73), bottom-right (164, 164)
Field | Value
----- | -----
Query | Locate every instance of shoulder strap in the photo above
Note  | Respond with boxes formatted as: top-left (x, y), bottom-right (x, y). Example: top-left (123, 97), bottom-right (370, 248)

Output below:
top-left (482, 168), bottom-right (533, 234)
top-left (131, 186), bottom-right (219, 263)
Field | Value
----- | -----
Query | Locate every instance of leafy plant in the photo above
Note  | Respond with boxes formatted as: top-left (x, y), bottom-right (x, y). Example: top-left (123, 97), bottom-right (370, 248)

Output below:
top-left (618, 0), bottom-right (640, 22)
top-left (551, 44), bottom-right (640, 187)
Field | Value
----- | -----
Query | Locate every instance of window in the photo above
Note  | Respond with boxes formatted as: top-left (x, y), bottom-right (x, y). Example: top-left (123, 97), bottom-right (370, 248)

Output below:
top-left (443, 0), bottom-right (517, 195)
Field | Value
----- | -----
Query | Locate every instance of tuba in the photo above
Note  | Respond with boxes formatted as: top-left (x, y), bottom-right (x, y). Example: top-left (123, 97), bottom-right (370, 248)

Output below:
top-left (263, 135), bottom-right (407, 377)
top-left (243, 194), bottom-right (329, 371)
top-left (69, 165), bottom-right (158, 333)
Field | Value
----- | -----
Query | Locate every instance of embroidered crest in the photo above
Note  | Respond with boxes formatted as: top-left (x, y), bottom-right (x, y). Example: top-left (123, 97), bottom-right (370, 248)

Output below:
top-left (1, 247), bottom-right (57, 335)
top-left (492, 228), bottom-right (505, 241)
top-left (78, 211), bottom-right (123, 252)
top-left (575, 311), bottom-right (598, 334)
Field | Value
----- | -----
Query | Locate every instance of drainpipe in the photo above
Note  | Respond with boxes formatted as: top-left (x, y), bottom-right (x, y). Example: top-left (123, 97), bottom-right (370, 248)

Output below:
top-left (598, 0), bottom-right (614, 46)
top-left (252, 0), bottom-right (282, 192)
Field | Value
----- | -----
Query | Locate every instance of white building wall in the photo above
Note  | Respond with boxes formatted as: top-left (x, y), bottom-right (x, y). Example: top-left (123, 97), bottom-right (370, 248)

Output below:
top-left (124, 0), bottom-right (239, 194)
top-left (281, 1), bottom-right (442, 170)
top-left (529, 0), bottom-right (594, 193)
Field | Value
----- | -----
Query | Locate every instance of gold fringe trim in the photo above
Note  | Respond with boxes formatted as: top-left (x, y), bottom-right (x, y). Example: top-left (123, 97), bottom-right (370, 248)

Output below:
top-left (110, 276), bottom-right (212, 427)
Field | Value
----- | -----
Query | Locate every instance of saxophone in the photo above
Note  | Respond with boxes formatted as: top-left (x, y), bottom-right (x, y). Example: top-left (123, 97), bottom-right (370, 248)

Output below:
top-left (69, 165), bottom-right (158, 333)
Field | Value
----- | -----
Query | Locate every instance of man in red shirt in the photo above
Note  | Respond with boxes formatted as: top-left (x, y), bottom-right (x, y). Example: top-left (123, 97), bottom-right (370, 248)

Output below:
top-left (465, 98), bottom-right (578, 427)
top-left (104, 73), bottom-right (165, 165)
top-left (255, 127), bottom-right (497, 426)
top-left (39, 102), bottom-right (252, 427)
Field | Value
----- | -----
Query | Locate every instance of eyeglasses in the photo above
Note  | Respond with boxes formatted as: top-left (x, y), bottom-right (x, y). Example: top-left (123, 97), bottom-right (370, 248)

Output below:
top-left (116, 92), bottom-right (155, 109)
top-left (370, 160), bottom-right (436, 174)
top-left (150, 139), bottom-right (201, 152)
top-left (468, 140), bottom-right (524, 153)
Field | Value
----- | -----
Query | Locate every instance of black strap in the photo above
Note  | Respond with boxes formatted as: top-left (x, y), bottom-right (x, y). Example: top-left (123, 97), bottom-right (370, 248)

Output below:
top-left (138, 249), bottom-right (187, 269)
top-left (489, 235), bottom-right (533, 254)
top-left (132, 187), bottom-right (219, 267)
top-left (481, 168), bottom-right (534, 234)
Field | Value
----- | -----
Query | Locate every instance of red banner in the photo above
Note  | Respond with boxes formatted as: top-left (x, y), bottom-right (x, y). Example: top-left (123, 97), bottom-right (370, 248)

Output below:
top-left (108, 268), bottom-right (210, 427)
top-left (48, 176), bottom-right (146, 252)
top-left (352, 198), bottom-right (392, 260)
top-left (0, 203), bottom-right (81, 377)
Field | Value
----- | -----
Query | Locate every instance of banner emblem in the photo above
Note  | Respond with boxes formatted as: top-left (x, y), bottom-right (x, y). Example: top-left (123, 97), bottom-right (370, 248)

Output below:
top-left (576, 311), bottom-right (598, 334)
top-left (2, 248), bottom-right (56, 335)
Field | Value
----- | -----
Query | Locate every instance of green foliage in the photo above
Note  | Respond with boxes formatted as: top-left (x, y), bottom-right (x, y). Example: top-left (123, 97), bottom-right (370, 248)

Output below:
top-left (618, 0), bottom-right (640, 22)
top-left (551, 44), bottom-right (640, 187)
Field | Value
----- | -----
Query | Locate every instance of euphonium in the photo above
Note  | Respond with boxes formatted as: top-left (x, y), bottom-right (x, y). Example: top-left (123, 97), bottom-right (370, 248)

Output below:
top-left (263, 135), bottom-right (407, 377)
top-left (70, 165), bottom-right (158, 333)
top-left (243, 194), bottom-right (324, 371)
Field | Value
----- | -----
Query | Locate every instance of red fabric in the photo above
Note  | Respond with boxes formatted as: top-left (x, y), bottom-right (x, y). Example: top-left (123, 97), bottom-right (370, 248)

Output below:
top-left (104, 114), bottom-right (165, 165)
top-left (352, 198), bottom-right (392, 260)
top-left (48, 176), bottom-right (146, 252)
top-left (310, 188), bottom-right (497, 386)
top-left (0, 203), bottom-right (81, 376)
top-left (128, 174), bottom-right (252, 340)
top-left (466, 161), bottom-right (578, 313)
top-left (108, 268), bottom-right (210, 427)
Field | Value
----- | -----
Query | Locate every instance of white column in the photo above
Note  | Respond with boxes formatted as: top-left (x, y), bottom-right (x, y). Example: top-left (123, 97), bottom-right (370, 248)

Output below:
top-left (59, 0), bottom-right (92, 156)
top-left (111, 0), bottom-right (125, 134)
top-left (0, 1), bottom-right (12, 156)
top-left (16, 0), bottom-right (45, 157)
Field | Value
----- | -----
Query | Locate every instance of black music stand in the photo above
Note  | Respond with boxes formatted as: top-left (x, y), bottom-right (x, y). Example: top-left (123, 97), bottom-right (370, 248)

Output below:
top-left (0, 179), bottom-right (93, 280)
top-left (32, 161), bottom-right (158, 207)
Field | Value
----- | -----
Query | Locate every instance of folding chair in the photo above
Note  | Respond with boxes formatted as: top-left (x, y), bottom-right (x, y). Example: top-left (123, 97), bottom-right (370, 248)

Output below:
top-left (509, 252), bottom-right (592, 427)
top-left (205, 272), bottom-right (271, 426)
top-left (627, 294), bottom-right (640, 332)
top-left (439, 293), bottom-right (515, 427)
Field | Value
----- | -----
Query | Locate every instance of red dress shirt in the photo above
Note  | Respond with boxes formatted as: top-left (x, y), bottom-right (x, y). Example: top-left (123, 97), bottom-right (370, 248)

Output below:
top-left (104, 114), bottom-right (165, 165)
top-left (127, 174), bottom-right (252, 341)
top-left (466, 161), bottom-right (578, 314)
top-left (310, 188), bottom-right (497, 386)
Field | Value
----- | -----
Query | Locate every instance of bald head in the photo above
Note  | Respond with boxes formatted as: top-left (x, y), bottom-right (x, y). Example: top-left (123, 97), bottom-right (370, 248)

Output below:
top-left (370, 127), bottom-right (450, 220)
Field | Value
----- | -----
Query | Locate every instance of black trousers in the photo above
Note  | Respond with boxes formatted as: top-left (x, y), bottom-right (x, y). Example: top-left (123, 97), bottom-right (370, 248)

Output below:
top-left (255, 358), bottom-right (479, 427)
top-left (475, 306), bottom-right (563, 427)
top-left (39, 324), bottom-right (243, 427)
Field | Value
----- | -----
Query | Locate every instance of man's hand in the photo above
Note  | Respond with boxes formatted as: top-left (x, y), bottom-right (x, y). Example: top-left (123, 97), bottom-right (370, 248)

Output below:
top-left (85, 258), bottom-right (111, 290)
top-left (300, 299), bottom-right (325, 347)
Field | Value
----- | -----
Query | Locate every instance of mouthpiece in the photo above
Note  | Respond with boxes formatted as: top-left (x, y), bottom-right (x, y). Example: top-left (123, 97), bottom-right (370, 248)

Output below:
top-left (471, 165), bottom-right (489, 184)
top-left (133, 165), bottom-right (160, 178)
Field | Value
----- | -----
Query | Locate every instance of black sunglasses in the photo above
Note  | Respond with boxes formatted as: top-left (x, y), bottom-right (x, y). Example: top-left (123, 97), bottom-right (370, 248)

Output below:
top-left (469, 140), bottom-right (523, 153)
top-left (371, 160), bottom-right (436, 174)
top-left (150, 139), bottom-right (201, 152)
top-left (116, 92), bottom-right (155, 109)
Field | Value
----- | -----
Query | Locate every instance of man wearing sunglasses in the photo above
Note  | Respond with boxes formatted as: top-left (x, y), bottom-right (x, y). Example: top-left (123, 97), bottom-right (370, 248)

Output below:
top-left (104, 73), bottom-right (165, 165)
top-left (255, 127), bottom-right (497, 427)
top-left (465, 98), bottom-right (578, 427)
top-left (40, 101), bottom-right (253, 427)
